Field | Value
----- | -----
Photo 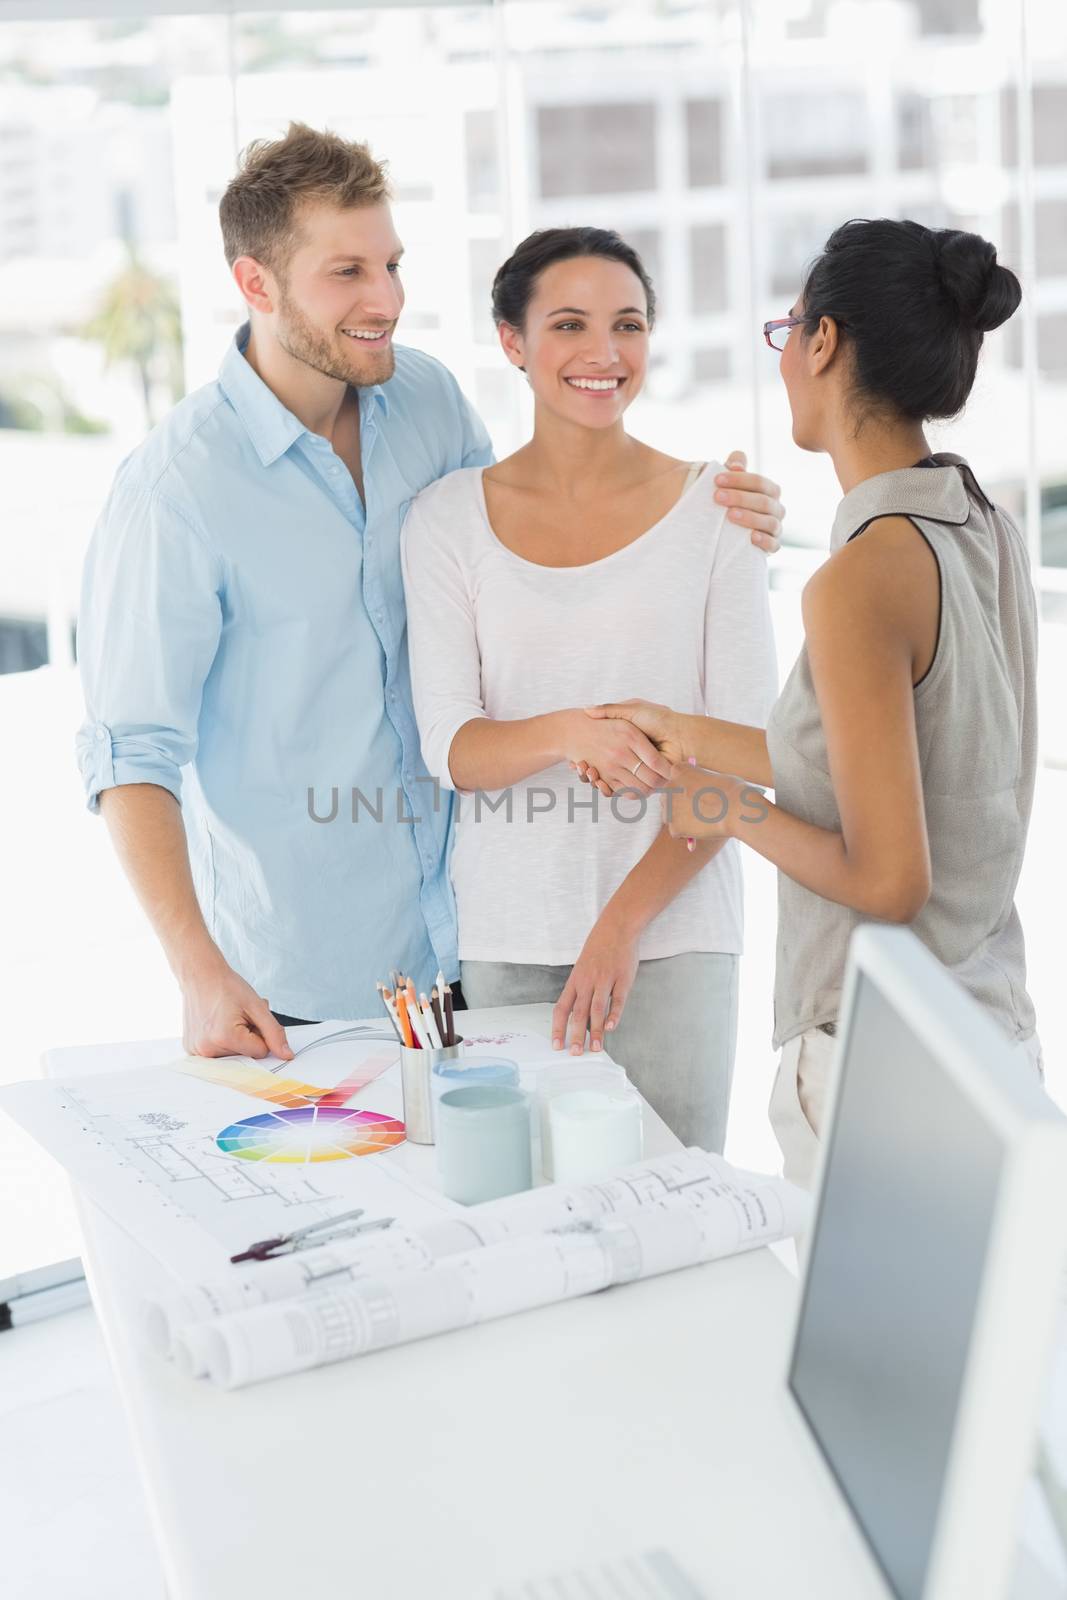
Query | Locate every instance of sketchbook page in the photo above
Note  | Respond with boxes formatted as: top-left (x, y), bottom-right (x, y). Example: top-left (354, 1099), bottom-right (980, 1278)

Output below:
top-left (173, 1173), bottom-right (810, 1388)
top-left (0, 1034), bottom-right (461, 1283)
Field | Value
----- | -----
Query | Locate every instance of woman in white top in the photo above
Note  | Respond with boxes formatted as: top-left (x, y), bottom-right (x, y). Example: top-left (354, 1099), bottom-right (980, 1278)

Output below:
top-left (401, 227), bottom-right (780, 1150)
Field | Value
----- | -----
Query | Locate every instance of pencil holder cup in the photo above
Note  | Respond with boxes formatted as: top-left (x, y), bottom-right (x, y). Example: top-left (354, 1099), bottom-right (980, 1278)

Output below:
top-left (435, 1084), bottom-right (532, 1204)
top-left (400, 1038), bottom-right (464, 1146)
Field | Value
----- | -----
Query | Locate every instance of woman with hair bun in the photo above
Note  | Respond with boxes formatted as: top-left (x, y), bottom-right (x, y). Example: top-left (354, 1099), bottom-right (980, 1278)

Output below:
top-left (588, 218), bottom-right (1042, 1185)
top-left (401, 226), bottom-right (783, 1152)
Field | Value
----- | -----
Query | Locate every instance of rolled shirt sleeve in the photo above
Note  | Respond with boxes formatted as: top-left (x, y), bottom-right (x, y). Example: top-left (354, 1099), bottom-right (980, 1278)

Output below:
top-left (76, 478), bottom-right (223, 812)
top-left (400, 491), bottom-right (488, 792)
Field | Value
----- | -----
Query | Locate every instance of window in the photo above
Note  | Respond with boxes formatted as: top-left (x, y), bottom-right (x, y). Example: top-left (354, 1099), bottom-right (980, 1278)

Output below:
top-left (915, 0), bottom-right (981, 37)
top-left (689, 224), bottom-right (727, 315)
top-left (474, 365), bottom-right (515, 429)
top-left (693, 347), bottom-right (730, 382)
top-left (1033, 315), bottom-right (1067, 379)
top-left (0, 616), bottom-right (46, 673)
top-left (624, 227), bottom-right (662, 292)
top-left (536, 102), bottom-right (657, 198)
top-left (898, 94), bottom-right (933, 172)
top-left (762, 91), bottom-right (868, 180)
top-left (1002, 85), bottom-right (1067, 168)
top-left (465, 108), bottom-right (499, 214)
top-left (1033, 86), bottom-right (1067, 169)
top-left (469, 237), bottom-right (502, 344)
top-left (686, 98), bottom-right (723, 189)
top-left (1003, 201), bottom-right (1067, 281)
top-left (768, 213), bottom-right (840, 298)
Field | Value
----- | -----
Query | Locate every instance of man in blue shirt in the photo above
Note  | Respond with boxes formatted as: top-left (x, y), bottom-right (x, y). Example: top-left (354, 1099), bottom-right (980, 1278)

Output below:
top-left (76, 122), bottom-right (782, 1059)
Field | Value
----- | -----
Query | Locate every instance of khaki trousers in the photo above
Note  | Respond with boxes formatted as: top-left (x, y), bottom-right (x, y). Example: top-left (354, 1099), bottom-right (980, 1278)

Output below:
top-left (770, 1022), bottom-right (1046, 1191)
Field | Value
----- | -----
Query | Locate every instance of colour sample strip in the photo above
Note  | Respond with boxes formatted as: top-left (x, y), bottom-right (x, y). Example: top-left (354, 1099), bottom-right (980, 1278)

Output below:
top-left (215, 1106), bottom-right (406, 1164)
top-left (176, 1050), bottom-right (398, 1110)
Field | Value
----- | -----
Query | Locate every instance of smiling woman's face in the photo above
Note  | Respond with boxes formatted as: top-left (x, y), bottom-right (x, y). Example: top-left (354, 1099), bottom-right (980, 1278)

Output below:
top-left (499, 255), bottom-right (651, 428)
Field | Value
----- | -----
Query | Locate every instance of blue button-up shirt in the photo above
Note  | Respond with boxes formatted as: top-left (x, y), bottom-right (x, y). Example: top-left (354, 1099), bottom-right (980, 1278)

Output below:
top-left (76, 321), bottom-right (493, 1018)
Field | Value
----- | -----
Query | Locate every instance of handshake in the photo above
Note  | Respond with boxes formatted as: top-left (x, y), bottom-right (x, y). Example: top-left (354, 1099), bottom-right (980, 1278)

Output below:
top-left (563, 701), bottom-right (768, 847)
top-left (564, 699), bottom-right (686, 798)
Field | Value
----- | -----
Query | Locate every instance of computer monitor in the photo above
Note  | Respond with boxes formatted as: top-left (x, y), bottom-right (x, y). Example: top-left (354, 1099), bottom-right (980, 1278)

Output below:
top-left (787, 926), bottom-right (1067, 1600)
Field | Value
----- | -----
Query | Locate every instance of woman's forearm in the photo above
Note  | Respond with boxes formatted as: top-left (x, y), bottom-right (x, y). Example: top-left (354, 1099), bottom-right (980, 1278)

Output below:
top-left (729, 796), bottom-right (930, 924)
top-left (448, 710), bottom-right (575, 792)
top-left (680, 715), bottom-right (773, 788)
top-left (599, 827), bottom-right (726, 938)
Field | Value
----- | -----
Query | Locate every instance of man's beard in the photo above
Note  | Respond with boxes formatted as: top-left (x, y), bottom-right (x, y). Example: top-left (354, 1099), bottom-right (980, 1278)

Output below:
top-left (275, 284), bottom-right (395, 388)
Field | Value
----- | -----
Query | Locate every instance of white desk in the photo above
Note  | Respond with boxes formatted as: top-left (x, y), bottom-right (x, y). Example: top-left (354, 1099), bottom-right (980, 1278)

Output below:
top-left (45, 1006), bottom-right (1066, 1600)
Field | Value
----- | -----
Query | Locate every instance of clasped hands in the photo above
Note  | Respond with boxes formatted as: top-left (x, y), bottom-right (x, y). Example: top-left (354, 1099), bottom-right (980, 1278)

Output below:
top-left (564, 699), bottom-right (746, 844)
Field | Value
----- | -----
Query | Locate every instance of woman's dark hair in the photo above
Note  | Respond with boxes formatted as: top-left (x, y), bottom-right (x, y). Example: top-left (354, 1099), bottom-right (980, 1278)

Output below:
top-left (491, 226), bottom-right (656, 332)
top-left (800, 218), bottom-right (1021, 422)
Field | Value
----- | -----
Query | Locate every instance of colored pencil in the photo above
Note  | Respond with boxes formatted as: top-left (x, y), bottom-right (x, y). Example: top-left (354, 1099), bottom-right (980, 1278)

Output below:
top-left (377, 983), bottom-right (404, 1044)
top-left (443, 983), bottom-right (455, 1046)
top-left (395, 987), bottom-right (416, 1048)
top-left (430, 987), bottom-right (446, 1045)
top-left (406, 981), bottom-right (432, 1049)
top-left (385, 989), bottom-right (406, 1044)
top-left (421, 993), bottom-right (443, 1048)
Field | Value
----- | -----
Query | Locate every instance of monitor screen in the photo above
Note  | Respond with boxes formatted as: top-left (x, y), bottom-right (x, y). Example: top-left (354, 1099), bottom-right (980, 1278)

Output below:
top-left (788, 972), bottom-right (1004, 1600)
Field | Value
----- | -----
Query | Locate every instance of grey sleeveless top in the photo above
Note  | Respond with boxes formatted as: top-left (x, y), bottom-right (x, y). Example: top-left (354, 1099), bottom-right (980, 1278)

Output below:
top-left (767, 453), bottom-right (1038, 1050)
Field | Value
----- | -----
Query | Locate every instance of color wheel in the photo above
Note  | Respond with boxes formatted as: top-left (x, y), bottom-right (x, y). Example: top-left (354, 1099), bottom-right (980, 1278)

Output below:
top-left (216, 1106), bottom-right (406, 1164)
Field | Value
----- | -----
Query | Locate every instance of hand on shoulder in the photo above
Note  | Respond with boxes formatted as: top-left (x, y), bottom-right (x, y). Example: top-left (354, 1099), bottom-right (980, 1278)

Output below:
top-left (713, 448), bottom-right (784, 553)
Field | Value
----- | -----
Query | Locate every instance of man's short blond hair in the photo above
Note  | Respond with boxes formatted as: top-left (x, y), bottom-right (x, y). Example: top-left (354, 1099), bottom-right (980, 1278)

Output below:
top-left (219, 120), bottom-right (391, 281)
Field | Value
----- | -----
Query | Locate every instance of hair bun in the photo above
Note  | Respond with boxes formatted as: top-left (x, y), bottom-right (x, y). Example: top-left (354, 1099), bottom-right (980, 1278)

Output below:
top-left (933, 230), bottom-right (1021, 334)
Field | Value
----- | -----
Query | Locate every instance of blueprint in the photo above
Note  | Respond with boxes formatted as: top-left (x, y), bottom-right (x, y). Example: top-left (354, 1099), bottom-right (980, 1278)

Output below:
top-left (164, 1149), bottom-right (810, 1388)
top-left (143, 1145), bottom-right (810, 1386)
top-left (1, 1023), bottom-right (468, 1279)
top-left (2, 1025), bottom-right (810, 1387)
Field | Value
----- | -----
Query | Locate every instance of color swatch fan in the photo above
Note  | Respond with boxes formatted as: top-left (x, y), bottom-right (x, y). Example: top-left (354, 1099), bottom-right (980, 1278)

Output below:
top-left (216, 1106), bottom-right (404, 1163)
top-left (177, 1052), bottom-right (403, 1164)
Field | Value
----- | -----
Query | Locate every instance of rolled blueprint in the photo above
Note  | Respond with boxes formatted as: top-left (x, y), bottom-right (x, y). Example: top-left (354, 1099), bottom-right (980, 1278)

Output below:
top-left (167, 1155), bottom-right (810, 1389)
top-left (146, 1148), bottom-right (789, 1363)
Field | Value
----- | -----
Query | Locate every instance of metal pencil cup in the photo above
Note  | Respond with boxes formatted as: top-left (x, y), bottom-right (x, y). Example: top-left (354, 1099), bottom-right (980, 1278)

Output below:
top-left (400, 1038), bottom-right (463, 1146)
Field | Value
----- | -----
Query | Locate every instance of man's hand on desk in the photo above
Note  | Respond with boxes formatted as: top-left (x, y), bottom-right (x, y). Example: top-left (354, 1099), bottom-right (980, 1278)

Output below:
top-left (181, 957), bottom-right (294, 1060)
top-left (96, 785), bottom-right (294, 1061)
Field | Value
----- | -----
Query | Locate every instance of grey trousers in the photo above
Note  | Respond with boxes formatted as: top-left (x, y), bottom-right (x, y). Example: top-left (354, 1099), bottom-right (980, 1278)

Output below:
top-left (460, 952), bottom-right (740, 1154)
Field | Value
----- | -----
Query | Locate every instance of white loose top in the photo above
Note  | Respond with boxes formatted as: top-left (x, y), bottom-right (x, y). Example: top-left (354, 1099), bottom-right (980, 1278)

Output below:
top-left (401, 463), bottom-right (778, 964)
